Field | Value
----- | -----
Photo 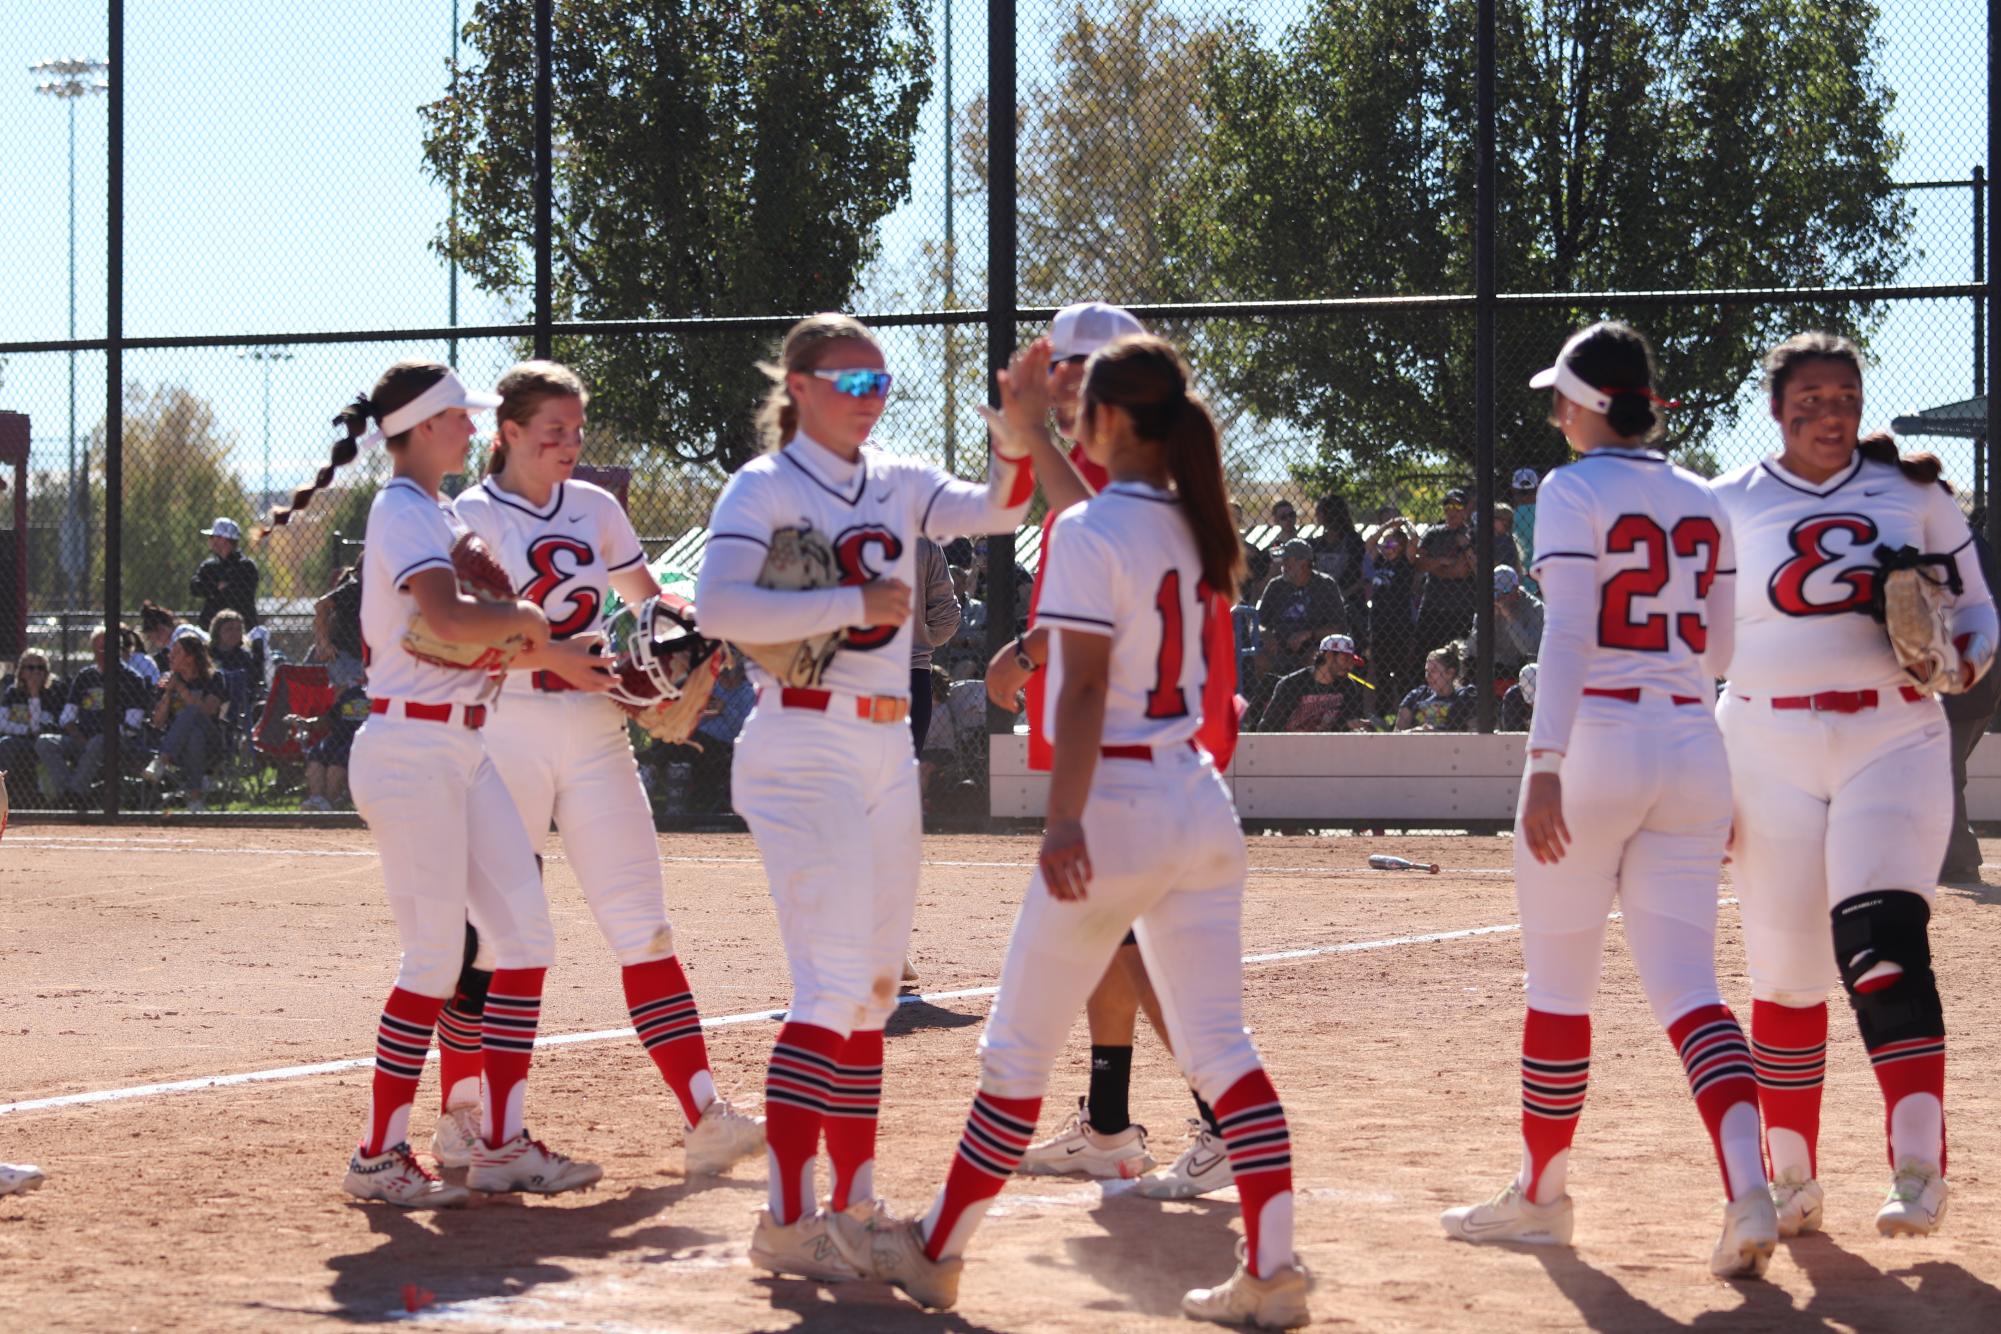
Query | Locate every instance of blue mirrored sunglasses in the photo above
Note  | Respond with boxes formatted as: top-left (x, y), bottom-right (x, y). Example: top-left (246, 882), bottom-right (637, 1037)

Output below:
top-left (811, 368), bottom-right (894, 398)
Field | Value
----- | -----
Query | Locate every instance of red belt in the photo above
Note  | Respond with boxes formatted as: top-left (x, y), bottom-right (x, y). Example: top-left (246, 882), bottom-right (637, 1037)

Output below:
top-left (369, 697), bottom-right (487, 729)
top-left (1753, 686), bottom-right (1926, 714)
top-left (1100, 739), bottom-right (1199, 761)
top-left (1582, 687), bottom-right (1703, 707)
top-left (773, 686), bottom-right (910, 725)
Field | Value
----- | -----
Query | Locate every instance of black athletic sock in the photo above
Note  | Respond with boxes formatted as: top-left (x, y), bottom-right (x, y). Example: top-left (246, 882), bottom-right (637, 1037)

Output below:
top-left (1088, 1045), bottom-right (1134, 1134)
top-left (1193, 1091), bottom-right (1221, 1136)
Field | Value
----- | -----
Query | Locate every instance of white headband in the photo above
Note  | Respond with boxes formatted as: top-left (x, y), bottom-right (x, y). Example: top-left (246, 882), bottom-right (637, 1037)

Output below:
top-left (358, 369), bottom-right (503, 447)
top-left (1537, 360), bottom-right (1614, 415)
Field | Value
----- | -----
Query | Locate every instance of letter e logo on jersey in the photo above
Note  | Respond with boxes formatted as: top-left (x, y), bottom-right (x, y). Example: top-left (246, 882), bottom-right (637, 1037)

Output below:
top-left (1768, 513), bottom-right (1879, 617)
top-left (523, 534), bottom-right (599, 637)
top-left (834, 525), bottom-right (904, 650)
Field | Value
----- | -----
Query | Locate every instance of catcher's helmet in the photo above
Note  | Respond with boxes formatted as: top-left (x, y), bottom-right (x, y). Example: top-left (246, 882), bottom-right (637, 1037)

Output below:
top-left (604, 595), bottom-right (720, 709)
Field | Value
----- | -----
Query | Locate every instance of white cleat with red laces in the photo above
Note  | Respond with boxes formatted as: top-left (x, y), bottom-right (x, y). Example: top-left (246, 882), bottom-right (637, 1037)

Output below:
top-left (343, 1143), bottom-right (469, 1209)
top-left (467, 1130), bottom-right (603, 1195)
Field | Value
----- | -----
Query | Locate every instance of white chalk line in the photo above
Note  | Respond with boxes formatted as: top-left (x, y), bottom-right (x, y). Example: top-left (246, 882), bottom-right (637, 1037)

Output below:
top-left (0, 914), bottom-right (1558, 1119)
top-left (5, 834), bottom-right (1515, 876)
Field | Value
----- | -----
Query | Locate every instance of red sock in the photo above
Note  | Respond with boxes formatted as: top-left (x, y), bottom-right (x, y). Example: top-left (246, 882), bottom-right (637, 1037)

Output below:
top-left (623, 957), bottom-right (712, 1125)
top-left (435, 998), bottom-right (483, 1111)
top-left (1868, 1034), bottom-right (1947, 1171)
top-left (764, 1022), bottom-right (843, 1225)
top-left (826, 1029), bottom-right (885, 1212)
top-left (1750, 999), bottom-right (1825, 1178)
top-left (479, 967), bottom-right (546, 1148)
top-left (1519, 1009), bottom-right (1590, 1204)
top-left (1668, 1004), bottom-right (1761, 1199)
top-left (1213, 1069), bottom-right (1294, 1279)
top-left (922, 1090), bottom-right (1041, 1261)
top-left (361, 987), bottom-right (445, 1156)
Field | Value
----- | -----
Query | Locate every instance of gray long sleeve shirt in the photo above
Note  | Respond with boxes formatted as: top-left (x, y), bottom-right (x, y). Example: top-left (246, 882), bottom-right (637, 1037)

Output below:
top-left (910, 537), bottom-right (962, 672)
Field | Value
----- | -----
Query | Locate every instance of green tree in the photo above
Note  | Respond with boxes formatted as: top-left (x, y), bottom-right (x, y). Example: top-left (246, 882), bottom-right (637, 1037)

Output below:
top-left (423, 1), bottom-right (934, 470)
top-left (87, 384), bottom-right (254, 613)
top-left (1167, 0), bottom-right (1911, 478)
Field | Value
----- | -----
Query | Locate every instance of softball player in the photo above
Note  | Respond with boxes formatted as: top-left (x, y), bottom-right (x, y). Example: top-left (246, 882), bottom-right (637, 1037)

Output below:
top-left (692, 313), bottom-right (1035, 1280)
top-left (987, 303), bottom-right (1229, 1193)
top-left (1440, 323), bottom-right (1777, 1278)
top-left (264, 359), bottom-right (596, 1207)
top-left (437, 361), bottom-right (764, 1178)
top-left (855, 335), bottom-right (1308, 1328)
top-left (1710, 331), bottom-right (1995, 1238)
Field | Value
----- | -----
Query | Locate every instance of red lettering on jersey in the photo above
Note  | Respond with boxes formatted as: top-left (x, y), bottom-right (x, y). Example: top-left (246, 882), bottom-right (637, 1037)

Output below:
top-left (1599, 513), bottom-right (1719, 653)
top-left (1146, 570), bottom-right (1191, 719)
top-left (1768, 514), bottom-right (1879, 616)
top-left (523, 535), bottom-right (598, 638)
top-left (834, 525), bottom-right (905, 651)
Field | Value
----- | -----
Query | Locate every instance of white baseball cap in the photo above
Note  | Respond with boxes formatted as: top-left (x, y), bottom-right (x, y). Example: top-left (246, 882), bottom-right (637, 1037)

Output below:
top-left (1528, 328), bottom-right (1618, 413)
top-left (1049, 302), bottom-right (1145, 362)
top-left (1511, 468), bottom-right (1539, 491)
top-left (1494, 566), bottom-right (1521, 595)
top-left (1318, 633), bottom-right (1356, 656)
top-left (202, 517), bottom-right (242, 541)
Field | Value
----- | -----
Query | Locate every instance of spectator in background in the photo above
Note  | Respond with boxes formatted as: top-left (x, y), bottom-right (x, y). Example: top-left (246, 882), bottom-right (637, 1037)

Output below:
top-left (1234, 500), bottom-right (1271, 589)
top-left (1510, 468), bottom-right (1540, 566)
top-left (1365, 514), bottom-right (1422, 700)
top-left (1499, 661), bottom-right (1537, 732)
top-left (1265, 499), bottom-right (1301, 562)
top-left (1257, 634), bottom-right (1373, 733)
top-left (909, 536), bottom-right (960, 756)
top-left (1256, 536), bottom-right (1349, 690)
top-left (0, 650), bottom-right (65, 807)
top-left (1490, 503), bottom-right (1527, 573)
top-left (942, 564), bottom-right (987, 677)
top-left (137, 602), bottom-right (175, 681)
top-left (301, 680), bottom-right (370, 812)
top-left (190, 517), bottom-right (259, 629)
top-left (1311, 491), bottom-right (1369, 607)
top-left (1414, 488), bottom-right (1479, 667)
top-left (144, 631), bottom-right (227, 812)
top-left (313, 563), bottom-right (365, 689)
top-left (1396, 642), bottom-right (1477, 732)
top-left (1465, 566), bottom-right (1545, 676)
top-left (35, 629), bottom-right (151, 810)
top-left (208, 608), bottom-right (254, 675)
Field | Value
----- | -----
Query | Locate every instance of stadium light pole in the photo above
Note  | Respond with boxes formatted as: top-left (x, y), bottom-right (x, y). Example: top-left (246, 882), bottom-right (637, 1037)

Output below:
top-left (239, 347), bottom-right (294, 512)
top-left (30, 57), bottom-right (109, 609)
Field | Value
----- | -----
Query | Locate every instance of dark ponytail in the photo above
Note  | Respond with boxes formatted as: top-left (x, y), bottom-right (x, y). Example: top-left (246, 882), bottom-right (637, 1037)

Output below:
top-left (1084, 335), bottom-right (1246, 597)
top-left (256, 359), bottom-right (451, 543)
top-left (1765, 333), bottom-right (1949, 491)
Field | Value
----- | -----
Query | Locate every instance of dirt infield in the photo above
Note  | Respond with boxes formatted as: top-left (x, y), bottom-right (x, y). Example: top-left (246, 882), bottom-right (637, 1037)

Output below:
top-left (3, 826), bottom-right (2000, 1332)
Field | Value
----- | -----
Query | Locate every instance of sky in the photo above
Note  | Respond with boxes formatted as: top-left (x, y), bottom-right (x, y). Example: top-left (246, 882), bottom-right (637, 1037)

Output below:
top-left (0, 0), bottom-right (1990, 517)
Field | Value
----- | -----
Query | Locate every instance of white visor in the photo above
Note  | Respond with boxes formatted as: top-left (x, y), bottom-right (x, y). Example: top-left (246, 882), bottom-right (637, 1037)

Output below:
top-left (369, 369), bottom-right (504, 443)
top-left (1528, 357), bottom-right (1613, 416)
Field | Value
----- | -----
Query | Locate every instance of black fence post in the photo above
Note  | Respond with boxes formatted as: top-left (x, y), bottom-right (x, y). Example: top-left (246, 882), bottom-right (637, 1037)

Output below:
top-left (1472, 0), bottom-right (1497, 731)
top-left (533, 0), bottom-right (554, 360)
top-left (985, 0), bottom-right (1018, 736)
top-left (102, 0), bottom-right (125, 815)
top-left (1989, 1), bottom-right (2000, 553)
top-left (1977, 166), bottom-right (1987, 505)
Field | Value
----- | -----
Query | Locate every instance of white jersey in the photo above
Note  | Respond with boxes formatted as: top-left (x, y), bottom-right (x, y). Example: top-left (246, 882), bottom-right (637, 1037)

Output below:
top-left (1527, 448), bottom-right (1735, 754)
top-left (358, 476), bottom-right (492, 705)
top-left (696, 434), bottom-right (1031, 699)
top-left (1710, 453), bottom-right (1980, 694)
top-left (1035, 481), bottom-right (1208, 751)
top-left (454, 475), bottom-right (647, 697)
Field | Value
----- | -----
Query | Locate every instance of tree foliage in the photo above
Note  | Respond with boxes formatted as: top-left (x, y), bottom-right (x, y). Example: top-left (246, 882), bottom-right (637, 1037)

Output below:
top-left (422, 1), bottom-right (933, 470)
top-left (1164, 0), bottom-right (1911, 477)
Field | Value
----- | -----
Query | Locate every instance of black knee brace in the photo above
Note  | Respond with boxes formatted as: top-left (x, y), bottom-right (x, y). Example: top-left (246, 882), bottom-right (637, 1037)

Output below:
top-left (451, 920), bottom-right (492, 1017)
top-left (1831, 891), bottom-right (1943, 1049)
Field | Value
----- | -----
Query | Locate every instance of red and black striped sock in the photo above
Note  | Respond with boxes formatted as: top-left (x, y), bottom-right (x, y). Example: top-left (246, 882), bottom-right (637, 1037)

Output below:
top-left (1668, 1003), bottom-right (1762, 1199)
top-left (1518, 1009), bottom-right (1590, 1204)
top-left (1213, 1069), bottom-right (1294, 1279)
top-left (360, 987), bottom-right (444, 1156)
top-left (1751, 999), bottom-right (1826, 1180)
top-left (825, 1029), bottom-right (885, 1212)
top-left (1868, 1033), bottom-right (1947, 1171)
top-left (623, 957), bottom-right (712, 1126)
top-left (478, 968), bottom-right (546, 1148)
top-left (435, 998), bottom-right (483, 1112)
top-left (764, 1022), bottom-right (842, 1225)
top-left (921, 1090), bottom-right (1041, 1261)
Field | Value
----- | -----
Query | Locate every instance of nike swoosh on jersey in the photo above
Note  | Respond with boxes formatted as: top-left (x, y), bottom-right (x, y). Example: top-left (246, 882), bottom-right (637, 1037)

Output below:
top-left (567, 513), bottom-right (586, 523)
top-left (1860, 489), bottom-right (1891, 497)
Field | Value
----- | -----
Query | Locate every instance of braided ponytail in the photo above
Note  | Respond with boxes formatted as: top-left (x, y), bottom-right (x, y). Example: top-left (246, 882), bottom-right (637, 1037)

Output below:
top-left (1856, 431), bottom-right (1950, 491)
top-left (255, 359), bottom-right (452, 544)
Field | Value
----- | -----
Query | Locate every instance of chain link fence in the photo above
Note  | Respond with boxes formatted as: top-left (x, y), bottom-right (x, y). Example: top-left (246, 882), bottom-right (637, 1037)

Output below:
top-left (0, 0), bottom-right (1991, 820)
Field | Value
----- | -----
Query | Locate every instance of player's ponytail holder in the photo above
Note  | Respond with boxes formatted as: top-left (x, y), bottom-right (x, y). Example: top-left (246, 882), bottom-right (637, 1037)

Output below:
top-left (1608, 385), bottom-right (1683, 410)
